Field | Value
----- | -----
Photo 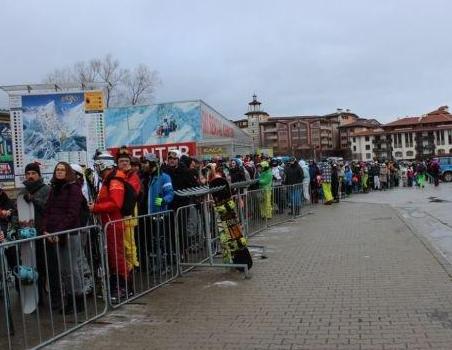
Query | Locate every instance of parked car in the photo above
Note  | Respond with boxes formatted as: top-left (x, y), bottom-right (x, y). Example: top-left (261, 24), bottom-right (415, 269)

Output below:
top-left (438, 156), bottom-right (452, 182)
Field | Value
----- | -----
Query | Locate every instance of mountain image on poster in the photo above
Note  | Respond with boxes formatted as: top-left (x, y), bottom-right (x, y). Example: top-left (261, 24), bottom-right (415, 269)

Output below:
top-left (105, 101), bottom-right (201, 147)
top-left (22, 94), bottom-right (87, 160)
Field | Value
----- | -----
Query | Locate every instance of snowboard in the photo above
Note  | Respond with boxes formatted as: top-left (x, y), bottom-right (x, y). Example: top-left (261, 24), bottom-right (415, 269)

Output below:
top-left (209, 177), bottom-right (253, 271)
top-left (16, 195), bottom-right (39, 314)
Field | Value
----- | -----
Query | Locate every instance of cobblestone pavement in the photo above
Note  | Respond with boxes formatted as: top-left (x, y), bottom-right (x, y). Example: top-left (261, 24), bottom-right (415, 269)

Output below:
top-left (48, 194), bottom-right (452, 349)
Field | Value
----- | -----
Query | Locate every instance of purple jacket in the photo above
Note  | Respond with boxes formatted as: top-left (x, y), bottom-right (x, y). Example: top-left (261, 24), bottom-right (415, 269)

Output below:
top-left (42, 181), bottom-right (84, 234)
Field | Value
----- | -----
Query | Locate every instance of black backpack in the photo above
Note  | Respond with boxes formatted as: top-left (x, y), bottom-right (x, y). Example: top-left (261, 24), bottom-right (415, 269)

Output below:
top-left (104, 171), bottom-right (138, 217)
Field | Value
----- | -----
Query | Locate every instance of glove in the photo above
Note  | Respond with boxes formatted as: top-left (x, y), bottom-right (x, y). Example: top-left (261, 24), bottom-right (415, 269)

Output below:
top-left (154, 197), bottom-right (163, 207)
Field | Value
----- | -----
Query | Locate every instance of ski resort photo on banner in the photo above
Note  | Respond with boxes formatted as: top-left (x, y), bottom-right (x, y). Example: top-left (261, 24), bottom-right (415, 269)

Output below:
top-left (105, 101), bottom-right (202, 147)
top-left (21, 93), bottom-right (86, 167)
top-left (9, 90), bottom-right (105, 185)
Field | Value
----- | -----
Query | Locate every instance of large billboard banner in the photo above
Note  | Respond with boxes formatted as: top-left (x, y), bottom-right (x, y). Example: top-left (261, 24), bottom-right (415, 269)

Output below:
top-left (0, 121), bottom-right (15, 188)
top-left (10, 91), bottom-right (105, 186)
top-left (105, 101), bottom-right (201, 148)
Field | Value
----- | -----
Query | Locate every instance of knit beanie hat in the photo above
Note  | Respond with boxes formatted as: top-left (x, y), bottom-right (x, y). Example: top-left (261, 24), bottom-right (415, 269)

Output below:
top-left (25, 162), bottom-right (41, 176)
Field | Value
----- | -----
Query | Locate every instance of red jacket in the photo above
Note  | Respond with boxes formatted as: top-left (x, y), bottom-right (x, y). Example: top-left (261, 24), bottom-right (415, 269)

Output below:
top-left (93, 170), bottom-right (126, 224)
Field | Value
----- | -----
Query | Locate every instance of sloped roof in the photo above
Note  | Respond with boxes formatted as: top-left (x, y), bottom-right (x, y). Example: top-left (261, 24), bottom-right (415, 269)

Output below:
top-left (350, 128), bottom-right (385, 137)
top-left (338, 119), bottom-right (381, 129)
top-left (384, 106), bottom-right (452, 127)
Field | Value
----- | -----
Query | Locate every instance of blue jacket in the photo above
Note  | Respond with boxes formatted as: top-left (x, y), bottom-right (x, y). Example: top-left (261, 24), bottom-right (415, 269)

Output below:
top-left (147, 172), bottom-right (174, 214)
top-left (344, 169), bottom-right (353, 185)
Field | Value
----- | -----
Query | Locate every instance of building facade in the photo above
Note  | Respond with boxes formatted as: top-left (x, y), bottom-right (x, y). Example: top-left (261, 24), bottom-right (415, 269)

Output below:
top-left (350, 106), bottom-right (452, 161)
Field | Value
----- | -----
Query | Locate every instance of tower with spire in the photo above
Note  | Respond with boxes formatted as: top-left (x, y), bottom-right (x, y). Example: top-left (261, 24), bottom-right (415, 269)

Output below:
top-left (244, 94), bottom-right (269, 148)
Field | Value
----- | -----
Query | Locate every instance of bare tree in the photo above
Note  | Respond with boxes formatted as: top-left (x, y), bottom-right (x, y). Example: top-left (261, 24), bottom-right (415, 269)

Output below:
top-left (121, 64), bottom-right (160, 106)
top-left (44, 54), bottom-right (159, 107)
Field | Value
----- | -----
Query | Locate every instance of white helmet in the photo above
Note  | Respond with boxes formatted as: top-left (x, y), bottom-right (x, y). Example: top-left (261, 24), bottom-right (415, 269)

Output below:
top-left (168, 149), bottom-right (181, 159)
top-left (94, 152), bottom-right (116, 173)
top-left (70, 163), bottom-right (84, 176)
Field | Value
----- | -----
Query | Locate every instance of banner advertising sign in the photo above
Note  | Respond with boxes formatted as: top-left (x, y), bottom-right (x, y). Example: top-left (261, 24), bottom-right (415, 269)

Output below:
top-left (199, 146), bottom-right (228, 157)
top-left (0, 121), bottom-right (15, 188)
top-left (105, 101), bottom-right (201, 148)
top-left (108, 142), bottom-right (196, 163)
top-left (201, 103), bottom-right (234, 139)
top-left (10, 91), bottom-right (105, 186)
top-left (84, 91), bottom-right (105, 112)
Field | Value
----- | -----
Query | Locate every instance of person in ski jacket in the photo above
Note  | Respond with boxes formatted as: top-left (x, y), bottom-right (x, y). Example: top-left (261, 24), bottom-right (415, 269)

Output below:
top-left (229, 158), bottom-right (247, 184)
top-left (162, 150), bottom-right (198, 210)
top-left (19, 162), bottom-right (51, 307)
top-left (344, 165), bottom-right (353, 195)
top-left (430, 159), bottom-right (440, 187)
top-left (89, 153), bottom-right (128, 302)
top-left (258, 161), bottom-right (273, 219)
top-left (144, 153), bottom-right (174, 214)
top-left (319, 162), bottom-right (333, 205)
top-left (42, 162), bottom-right (85, 313)
top-left (116, 149), bottom-right (141, 271)
top-left (284, 157), bottom-right (304, 215)
top-left (298, 159), bottom-right (311, 202)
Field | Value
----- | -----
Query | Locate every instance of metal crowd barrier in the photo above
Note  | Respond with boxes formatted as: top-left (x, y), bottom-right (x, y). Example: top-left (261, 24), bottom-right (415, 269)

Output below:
top-left (175, 188), bottom-right (250, 277)
top-left (103, 210), bottom-right (178, 308)
top-left (0, 180), bottom-right (309, 349)
top-left (245, 183), bottom-right (307, 237)
top-left (0, 225), bottom-right (107, 350)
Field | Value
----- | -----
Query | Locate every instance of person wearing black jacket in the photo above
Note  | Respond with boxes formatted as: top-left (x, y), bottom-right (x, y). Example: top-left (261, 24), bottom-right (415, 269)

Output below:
top-left (331, 163), bottom-right (340, 202)
top-left (284, 157), bottom-right (304, 215)
top-left (162, 150), bottom-right (199, 260)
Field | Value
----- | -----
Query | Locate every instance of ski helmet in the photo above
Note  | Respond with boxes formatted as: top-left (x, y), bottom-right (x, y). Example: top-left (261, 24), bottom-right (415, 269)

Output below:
top-left (94, 152), bottom-right (116, 173)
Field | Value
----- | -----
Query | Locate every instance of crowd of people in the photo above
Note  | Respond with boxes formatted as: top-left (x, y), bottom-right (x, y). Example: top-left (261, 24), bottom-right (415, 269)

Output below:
top-left (0, 148), bottom-right (444, 311)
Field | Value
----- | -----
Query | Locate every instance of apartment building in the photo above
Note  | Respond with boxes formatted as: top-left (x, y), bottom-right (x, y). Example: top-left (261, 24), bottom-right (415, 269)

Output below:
top-left (350, 106), bottom-right (452, 161)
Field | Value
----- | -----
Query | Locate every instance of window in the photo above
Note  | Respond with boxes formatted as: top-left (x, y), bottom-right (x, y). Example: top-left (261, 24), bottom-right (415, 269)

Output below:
top-left (353, 146), bottom-right (357, 151)
top-left (438, 149), bottom-right (446, 155)
top-left (436, 130), bottom-right (445, 145)
top-left (395, 151), bottom-right (403, 158)
top-left (448, 130), bottom-right (452, 144)
top-left (352, 137), bottom-right (356, 143)
top-left (406, 150), bottom-right (414, 157)
top-left (405, 132), bottom-right (413, 147)
top-left (365, 136), bottom-right (369, 141)
top-left (366, 153), bottom-right (371, 159)
top-left (365, 145), bottom-right (370, 150)
top-left (393, 133), bottom-right (402, 148)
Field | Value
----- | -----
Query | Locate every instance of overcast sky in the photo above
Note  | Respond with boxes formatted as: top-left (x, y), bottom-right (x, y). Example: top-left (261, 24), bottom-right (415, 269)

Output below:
top-left (1, 0), bottom-right (451, 122)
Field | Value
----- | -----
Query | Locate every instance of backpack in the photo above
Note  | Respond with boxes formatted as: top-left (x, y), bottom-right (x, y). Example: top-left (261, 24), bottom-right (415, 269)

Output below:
top-left (105, 171), bottom-right (138, 217)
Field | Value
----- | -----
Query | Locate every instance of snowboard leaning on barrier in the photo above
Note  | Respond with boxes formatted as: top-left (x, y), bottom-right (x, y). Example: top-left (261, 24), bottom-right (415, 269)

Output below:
top-left (16, 195), bottom-right (39, 314)
top-left (209, 177), bottom-right (253, 271)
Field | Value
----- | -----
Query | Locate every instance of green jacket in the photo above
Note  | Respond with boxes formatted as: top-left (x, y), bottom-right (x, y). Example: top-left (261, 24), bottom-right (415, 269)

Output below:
top-left (259, 169), bottom-right (272, 190)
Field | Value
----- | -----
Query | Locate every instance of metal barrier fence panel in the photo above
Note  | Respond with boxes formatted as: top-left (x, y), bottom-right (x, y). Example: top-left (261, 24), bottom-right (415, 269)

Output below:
top-left (176, 203), bottom-right (206, 274)
top-left (103, 210), bottom-right (178, 308)
top-left (267, 185), bottom-right (295, 226)
top-left (245, 188), bottom-right (268, 237)
top-left (0, 225), bottom-right (107, 350)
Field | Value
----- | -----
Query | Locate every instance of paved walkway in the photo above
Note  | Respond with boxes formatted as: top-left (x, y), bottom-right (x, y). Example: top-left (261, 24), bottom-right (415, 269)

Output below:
top-left (48, 200), bottom-right (452, 349)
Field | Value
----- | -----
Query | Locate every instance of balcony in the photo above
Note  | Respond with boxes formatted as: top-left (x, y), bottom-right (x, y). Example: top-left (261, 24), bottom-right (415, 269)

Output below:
top-left (372, 139), bottom-right (392, 145)
top-left (415, 135), bottom-right (434, 142)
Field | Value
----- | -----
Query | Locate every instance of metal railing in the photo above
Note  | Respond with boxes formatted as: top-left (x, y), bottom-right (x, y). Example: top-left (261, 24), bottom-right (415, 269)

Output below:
top-left (0, 225), bottom-right (107, 350)
top-left (0, 180), bottom-right (309, 349)
top-left (103, 211), bottom-right (178, 308)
